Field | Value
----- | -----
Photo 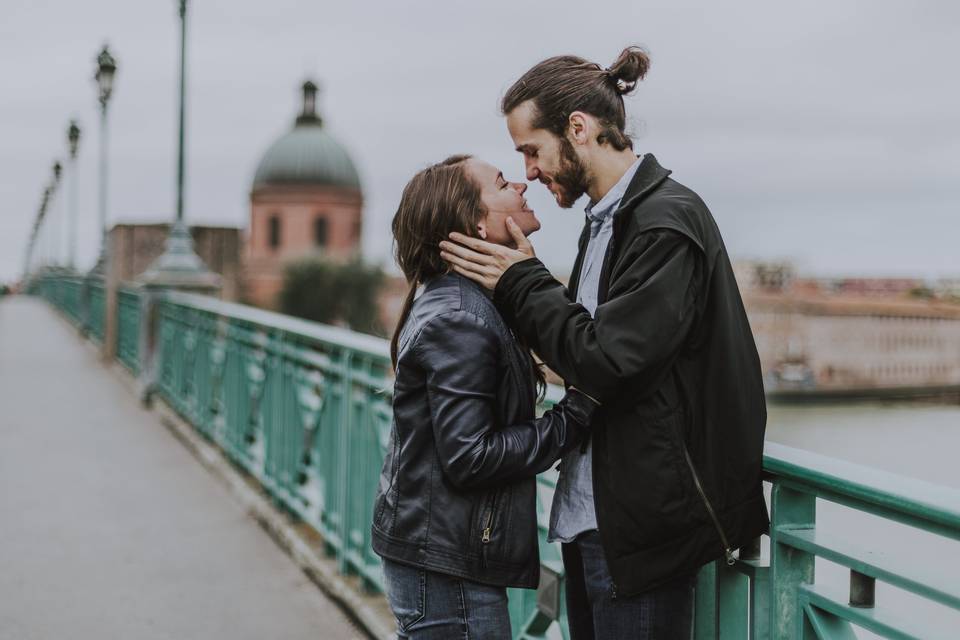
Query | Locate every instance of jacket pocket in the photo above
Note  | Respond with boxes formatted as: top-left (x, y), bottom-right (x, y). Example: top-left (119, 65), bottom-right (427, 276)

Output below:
top-left (373, 427), bottom-right (400, 530)
top-left (477, 488), bottom-right (501, 567)
top-left (600, 406), bottom-right (696, 544)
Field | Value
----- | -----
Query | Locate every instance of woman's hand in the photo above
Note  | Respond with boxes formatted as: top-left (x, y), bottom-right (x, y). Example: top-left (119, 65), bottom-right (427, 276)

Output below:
top-left (439, 217), bottom-right (537, 291)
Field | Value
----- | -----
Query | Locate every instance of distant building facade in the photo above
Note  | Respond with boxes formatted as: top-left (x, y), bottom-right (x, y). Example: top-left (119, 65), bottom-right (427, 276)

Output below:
top-left (245, 81), bottom-right (363, 309)
top-left (735, 261), bottom-right (960, 397)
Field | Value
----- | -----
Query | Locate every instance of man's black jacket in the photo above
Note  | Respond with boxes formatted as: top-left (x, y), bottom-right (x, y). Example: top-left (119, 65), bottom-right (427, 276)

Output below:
top-left (494, 154), bottom-right (770, 596)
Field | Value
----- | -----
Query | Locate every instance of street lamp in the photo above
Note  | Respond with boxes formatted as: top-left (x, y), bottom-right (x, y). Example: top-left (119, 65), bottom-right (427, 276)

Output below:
top-left (67, 120), bottom-right (81, 270)
top-left (140, 0), bottom-right (220, 293)
top-left (96, 46), bottom-right (116, 105)
top-left (90, 44), bottom-right (116, 279)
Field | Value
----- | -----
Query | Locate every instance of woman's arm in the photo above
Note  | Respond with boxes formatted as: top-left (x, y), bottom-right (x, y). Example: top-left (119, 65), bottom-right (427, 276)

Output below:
top-left (414, 309), bottom-right (597, 490)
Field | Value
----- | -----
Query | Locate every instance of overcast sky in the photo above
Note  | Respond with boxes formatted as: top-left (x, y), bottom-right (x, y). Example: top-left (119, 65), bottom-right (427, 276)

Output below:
top-left (2, 0), bottom-right (958, 283)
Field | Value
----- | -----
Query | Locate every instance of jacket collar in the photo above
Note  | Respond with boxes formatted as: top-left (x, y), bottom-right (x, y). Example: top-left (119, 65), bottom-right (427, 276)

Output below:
top-left (615, 154), bottom-right (672, 215)
top-left (567, 154), bottom-right (671, 299)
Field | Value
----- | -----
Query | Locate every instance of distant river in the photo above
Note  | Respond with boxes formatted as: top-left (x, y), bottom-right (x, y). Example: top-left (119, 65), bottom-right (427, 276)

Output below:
top-left (765, 402), bottom-right (960, 638)
top-left (767, 401), bottom-right (960, 489)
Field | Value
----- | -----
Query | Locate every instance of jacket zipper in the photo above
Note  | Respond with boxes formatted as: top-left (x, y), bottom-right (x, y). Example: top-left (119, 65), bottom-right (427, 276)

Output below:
top-left (481, 509), bottom-right (493, 543)
top-left (680, 444), bottom-right (736, 566)
top-left (479, 490), bottom-right (498, 567)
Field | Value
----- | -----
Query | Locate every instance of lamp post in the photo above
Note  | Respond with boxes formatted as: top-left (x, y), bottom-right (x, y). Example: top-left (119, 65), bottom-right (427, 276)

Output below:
top-left (52, 160), bottom-right (62, 268)
top-left (89, 45), bottom-right (116, 279)
top-left (140, 0), bottom-right (220, 293)
top-left (39, 186), bottom-right (52, 269)
top-left (67, 120), bottom-right (81, 270)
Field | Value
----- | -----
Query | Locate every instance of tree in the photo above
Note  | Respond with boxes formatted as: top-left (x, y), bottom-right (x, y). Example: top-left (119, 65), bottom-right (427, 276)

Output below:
top-left (908, 286), bottom-right (935, 300)
top-left (279, 257), bottom-right (386, 336)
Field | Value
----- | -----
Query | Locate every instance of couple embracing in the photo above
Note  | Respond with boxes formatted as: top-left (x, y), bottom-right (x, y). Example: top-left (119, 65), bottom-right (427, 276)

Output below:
top-left (371, 46), bottom-right (769, 639)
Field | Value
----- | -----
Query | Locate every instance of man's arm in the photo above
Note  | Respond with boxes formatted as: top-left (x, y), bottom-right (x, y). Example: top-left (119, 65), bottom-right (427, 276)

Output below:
top-left (492, 229), bottom-right (702, 403)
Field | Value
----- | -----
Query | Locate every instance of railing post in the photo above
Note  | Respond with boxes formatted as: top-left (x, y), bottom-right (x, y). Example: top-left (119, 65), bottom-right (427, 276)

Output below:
top-left (80, 275), bottom-right (92, 337)
top-left (849, 569), bottom-right (875, 608)
top-left (136, 240), bottom-right (221, 406)
top-left (718, 560), bottom-right (750, 639)
top-left (742, 536), bottom-right (771, 640)
top-left (694, 562), bottom-right (719, 638)
top-left (337, 349), bottom-right (354, 576)
top-left (102, 239), bottom-right (121, 362)
top-left (137, 287), bottom-right (161, 406)
top-left (769, 483), bottom-right (816, 639)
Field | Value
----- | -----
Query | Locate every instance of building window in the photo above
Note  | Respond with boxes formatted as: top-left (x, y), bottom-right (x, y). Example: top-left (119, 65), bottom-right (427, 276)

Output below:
top-left (314, 216), bottom-right (328, 247)
top-left (269, 215), bottom-right (281, 249)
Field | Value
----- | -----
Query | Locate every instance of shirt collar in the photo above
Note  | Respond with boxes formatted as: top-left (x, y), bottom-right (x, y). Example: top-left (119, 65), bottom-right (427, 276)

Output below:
top-left (584, 155), bottom-right (644, 224)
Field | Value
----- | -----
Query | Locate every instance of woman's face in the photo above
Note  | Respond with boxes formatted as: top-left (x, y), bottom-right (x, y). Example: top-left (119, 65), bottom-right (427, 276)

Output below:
top-left (464, 159), bottom-right (540, 247)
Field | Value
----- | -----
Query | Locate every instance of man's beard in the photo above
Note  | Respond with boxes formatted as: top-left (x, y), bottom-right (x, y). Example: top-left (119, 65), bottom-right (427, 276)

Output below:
top-left (552, 137), bottom-right (590, 209)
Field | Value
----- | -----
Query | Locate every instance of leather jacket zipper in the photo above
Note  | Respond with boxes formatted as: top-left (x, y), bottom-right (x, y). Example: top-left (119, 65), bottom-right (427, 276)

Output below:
top-left (479, 490), bottom-right (498, 567)
top-left (481, 509), bottom-right (493, 543)
top-left (481, 490), bottom-right (498, 543)
top-left (680, 444), bottom-right (736, 566)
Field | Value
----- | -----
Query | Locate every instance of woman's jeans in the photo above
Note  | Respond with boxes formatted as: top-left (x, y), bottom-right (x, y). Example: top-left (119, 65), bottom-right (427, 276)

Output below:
top-left (382, 558), bottom-right (512, 639)
top-left (562, 530), bottom-right (696, 640)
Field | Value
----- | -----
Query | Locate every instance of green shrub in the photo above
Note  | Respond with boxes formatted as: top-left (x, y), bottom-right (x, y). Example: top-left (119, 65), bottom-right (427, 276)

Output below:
top-left (279, 257), bottom-right (385, 336)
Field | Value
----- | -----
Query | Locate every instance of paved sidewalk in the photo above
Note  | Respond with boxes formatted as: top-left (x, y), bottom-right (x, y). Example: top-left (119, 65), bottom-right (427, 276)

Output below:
top-left (0, 297), bottom-right (364, 640)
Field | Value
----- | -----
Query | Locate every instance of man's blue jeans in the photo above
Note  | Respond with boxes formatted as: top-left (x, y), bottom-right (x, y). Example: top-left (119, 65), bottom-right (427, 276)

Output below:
top-left (381, 558), bottom-right (512, 639)
top-left (562, 530), bottom-right (696, 639)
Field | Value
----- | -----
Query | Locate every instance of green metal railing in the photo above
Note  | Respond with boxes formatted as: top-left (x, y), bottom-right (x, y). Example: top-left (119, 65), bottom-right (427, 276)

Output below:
top-left (150, 291), bottom-right (564, 636)
top-left (154, 292), bottom-right (392, 594)
top-left (116, 287), bottom-right (141, 374)
top-left (30, 273), bottom-right (94, 331)
top-left (703, 443), bottom-right (960, 640)
top-left (59, 277), bottom-right (84, 326)
top-left (31, 274), bottom-right (960, 639)
top-left (85, 280), bottom-right (106, 344)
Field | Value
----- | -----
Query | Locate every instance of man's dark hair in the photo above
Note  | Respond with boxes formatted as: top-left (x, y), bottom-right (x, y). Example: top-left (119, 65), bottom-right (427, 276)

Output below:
top-left (501, 46), bottom-right (650, 151)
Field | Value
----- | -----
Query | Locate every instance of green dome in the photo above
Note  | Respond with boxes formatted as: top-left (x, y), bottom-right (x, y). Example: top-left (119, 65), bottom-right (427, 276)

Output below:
top-left (252, 81), bottom-right (361, 191)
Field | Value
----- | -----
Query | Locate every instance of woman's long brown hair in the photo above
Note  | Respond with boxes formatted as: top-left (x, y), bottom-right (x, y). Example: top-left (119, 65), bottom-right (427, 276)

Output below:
top-left (390, 155), bottom-right (481, 367)
top-left (390, 155), bottom-right (545, 397)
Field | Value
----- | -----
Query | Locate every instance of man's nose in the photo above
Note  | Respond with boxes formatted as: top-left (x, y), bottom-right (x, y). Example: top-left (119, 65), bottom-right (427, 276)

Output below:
top-left (524, 159), bottom-right (539, 182)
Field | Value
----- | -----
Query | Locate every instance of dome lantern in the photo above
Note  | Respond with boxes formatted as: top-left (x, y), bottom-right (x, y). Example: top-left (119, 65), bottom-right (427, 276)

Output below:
top-left (296, 80), bottom-right (322, 126)
top-left (252, 79), bottom-right (360, 191)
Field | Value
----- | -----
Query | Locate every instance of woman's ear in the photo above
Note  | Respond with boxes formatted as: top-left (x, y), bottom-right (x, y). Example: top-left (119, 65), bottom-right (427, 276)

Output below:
top-left (476, 221), bottom-right (488, 240)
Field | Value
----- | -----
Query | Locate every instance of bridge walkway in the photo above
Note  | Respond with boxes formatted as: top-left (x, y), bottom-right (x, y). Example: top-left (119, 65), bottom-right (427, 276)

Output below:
top-left (0, 296), bottom-right (365, 639)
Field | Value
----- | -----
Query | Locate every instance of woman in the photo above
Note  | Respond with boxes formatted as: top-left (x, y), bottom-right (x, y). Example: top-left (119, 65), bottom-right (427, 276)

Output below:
top-left (371, 155), bottom-right (598, 639)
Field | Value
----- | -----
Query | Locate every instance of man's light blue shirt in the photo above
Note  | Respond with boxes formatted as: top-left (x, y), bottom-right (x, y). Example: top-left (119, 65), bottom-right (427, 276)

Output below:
top-left (547, 155), bottom-right (644, 544)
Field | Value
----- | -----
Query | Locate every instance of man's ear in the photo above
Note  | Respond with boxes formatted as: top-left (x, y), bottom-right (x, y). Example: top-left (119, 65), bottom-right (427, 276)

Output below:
top-left (568, 111), bottom-right (590, 145)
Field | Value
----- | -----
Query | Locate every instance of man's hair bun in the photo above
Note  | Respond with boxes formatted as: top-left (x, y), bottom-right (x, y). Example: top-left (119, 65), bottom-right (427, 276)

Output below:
top-left (606, 46), bottom-right (650, 95)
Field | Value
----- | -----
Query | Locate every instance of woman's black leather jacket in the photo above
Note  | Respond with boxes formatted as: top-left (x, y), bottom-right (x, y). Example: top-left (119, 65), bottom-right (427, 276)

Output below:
top-left (371, 274), bottom-right (597, 588)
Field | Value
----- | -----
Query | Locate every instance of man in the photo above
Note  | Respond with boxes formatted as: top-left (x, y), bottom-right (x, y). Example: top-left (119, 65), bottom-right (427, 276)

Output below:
top-left (439, 46), bottom-right (769, 639)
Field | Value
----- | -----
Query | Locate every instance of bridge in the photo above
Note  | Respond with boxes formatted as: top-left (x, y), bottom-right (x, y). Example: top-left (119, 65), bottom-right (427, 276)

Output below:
top-left (3, 273), bottom-right (959, 639)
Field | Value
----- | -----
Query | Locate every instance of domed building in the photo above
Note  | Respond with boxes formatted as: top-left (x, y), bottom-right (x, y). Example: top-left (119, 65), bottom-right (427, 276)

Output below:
top-left (245, 80), bottom-right (363, 309)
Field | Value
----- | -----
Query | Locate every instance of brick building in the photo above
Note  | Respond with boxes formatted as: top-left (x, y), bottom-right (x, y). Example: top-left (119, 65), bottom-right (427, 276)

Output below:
top-left (245, 80), bottom-right (363, 309)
